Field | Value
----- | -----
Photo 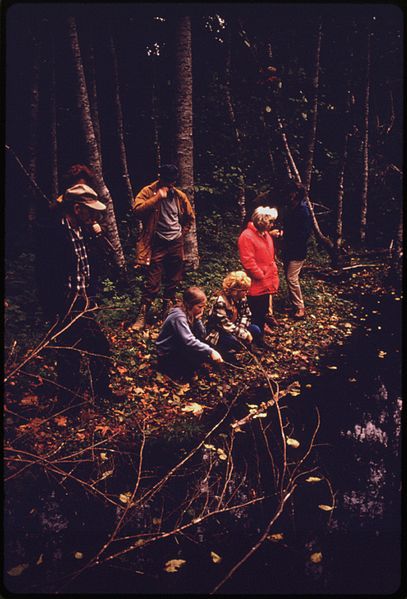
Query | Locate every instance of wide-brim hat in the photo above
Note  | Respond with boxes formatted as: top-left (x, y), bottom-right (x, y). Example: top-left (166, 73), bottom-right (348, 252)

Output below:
top-left (63, 183), bottom-right (106, 210)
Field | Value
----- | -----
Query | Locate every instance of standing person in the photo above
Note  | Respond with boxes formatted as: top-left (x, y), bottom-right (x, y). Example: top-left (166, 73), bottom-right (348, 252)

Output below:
top-left (55, 164), bottom-right (97, 204)
top-left (35, 184), bottom-right (118, 408)
top-left (238, 206), bottom-right (281, 347)
top-left (156, 287), bottom-right (223, 381)
top-left (281, 181), bottom-right (313, 319)
top-left (206, 271), bottom-right (262, 357)
top-left (131, 164), bottom-right (195, 330)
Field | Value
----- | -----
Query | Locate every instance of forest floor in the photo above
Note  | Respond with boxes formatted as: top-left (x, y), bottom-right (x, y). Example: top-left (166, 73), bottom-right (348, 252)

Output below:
top-left (3, 220), bottom-right (402, 592)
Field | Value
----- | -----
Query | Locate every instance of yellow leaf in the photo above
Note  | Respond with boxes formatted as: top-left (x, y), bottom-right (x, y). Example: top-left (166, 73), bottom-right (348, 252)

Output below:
top-left (100, 452), bottom-right (108, 461)
top-left (286, 437), bottom-right (300, 448)
top-left (217, 448), bottom-right (228, 460)
top-left (74, 552), bottom-right (84, 560)
top-left (310, 552), bottom-right (323, 563)
top-left (253, 412), bottom-right (267, 418)
top-left (318, 504), bottom-right (334, 511)
top-left (164, 559), bottom-right (186, 573)
top-left (181, 402), bottom-right (207, 416)
top-left (326, 365), bottom-right (338, 370)
top-left (203, 444), bottom-right (216, 451)
top-left (210, 551), bottom-right (222, 564)
top-left (119, 492), bottom-right (132, 504)
top-left (7, 563), bottom-right (29, 576)
top-left (152, 518), bottom-right (161, 525)
top-left (268, 533), bottom-right (284, 542)
top-left (305, 476), bottom-right (322, 483)
top-left (117, 366), bottom-right (128, 374)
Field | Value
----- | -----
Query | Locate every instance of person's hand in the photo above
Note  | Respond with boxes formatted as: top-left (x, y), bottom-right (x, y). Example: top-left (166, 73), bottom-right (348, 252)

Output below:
top-left (270, 228), bottom-right (282, 238)
top-left (246, 331), bottom-right (253, 343)
top-left (158, 187), bottom-right (169, 199)
top-left (210, 349), bottom-right (223, 363)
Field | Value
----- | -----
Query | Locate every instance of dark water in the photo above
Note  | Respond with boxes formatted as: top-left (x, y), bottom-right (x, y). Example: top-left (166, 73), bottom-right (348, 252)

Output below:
top-left (4, 291), bottom-right (402, 595)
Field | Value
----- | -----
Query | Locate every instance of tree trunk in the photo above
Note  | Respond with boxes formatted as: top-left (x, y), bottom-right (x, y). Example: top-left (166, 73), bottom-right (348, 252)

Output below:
top-left (151, 80), bottom-right (161, 172)
top-left (87, 42), bottom-right (103, 165)
top-left (27, 31), bottom-right (40, 223)
top-left (67, 16), bottom-right (125, 270)
top-left (50, 32), bottom-right (58, 200)
top-left (277, 116), bottom-right (334, 255)
top-left (110, 33), bottom-right (133, 207)
top-left (360, 32), bottom-right (371, 244)
top-left (174, 16), bottom-right (199, 269)
top-left (225, 26), bottom-right (246, 224)
top-left (332, 132), bottom-right (349, 267)
top-left (303, 20), bottom-right (322, 194)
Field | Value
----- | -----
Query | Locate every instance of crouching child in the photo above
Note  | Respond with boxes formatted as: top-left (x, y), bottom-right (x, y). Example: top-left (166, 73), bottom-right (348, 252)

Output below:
top-left (156, 287), bottom-right (223, 381)
top-left (205, 271), bottom-right (262, 361)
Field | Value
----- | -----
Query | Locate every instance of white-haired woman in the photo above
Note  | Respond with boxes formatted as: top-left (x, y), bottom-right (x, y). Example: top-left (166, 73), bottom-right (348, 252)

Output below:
top-left (206, 271), bottom-right (262, 358)
top-left (237, 206), bottom-right (281, 346)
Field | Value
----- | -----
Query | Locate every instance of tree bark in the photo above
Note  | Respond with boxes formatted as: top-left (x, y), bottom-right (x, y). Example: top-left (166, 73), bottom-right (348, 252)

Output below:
top-left (332, 132), bottom-right (349, 267)
top-left (68, 16), bottom-right (125, 270)
top-left (303, 20), bottom-right (322, 194)
top-left (27, 31), bottom-right (40, 223)
top-left (360, 32), bottom-right (371, 244)
top-left (110, 33), bottom-right (134, 207)
top-left (87, 42), bottom-right (103, 166)
top-left (151, 79), bottom-right (161, 173)
top-left (50, 32), bottom-right (58, 200)
top-left (225, 25), bottom-right (246, 224)
top-left (174, 16), bottom-right (199, 269)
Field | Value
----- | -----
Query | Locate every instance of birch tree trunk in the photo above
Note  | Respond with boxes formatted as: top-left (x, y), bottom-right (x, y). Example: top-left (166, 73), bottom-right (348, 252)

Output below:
top-left (225, 26), bottom-right (246, 224)
top-left (110, 33), bottom-right (133, 207)
top-left (332, 132), bottom-right (349, 267)
top-left (360, 31), bottom-right (371, 244)
top-left (174, 16), bottom-right (199, 269)
top-left (303, 20), bottom-right (322, 194)
top-left (151, 80), bottom-right (161, 172)
top-left (27, 31), bottom-right (40, 223)
top-left (68, 16), bottom-right (125, 270)
top-left (50, 32), bottom-right (58, 200)
top-left (87, 42), bottom-right (102, 165)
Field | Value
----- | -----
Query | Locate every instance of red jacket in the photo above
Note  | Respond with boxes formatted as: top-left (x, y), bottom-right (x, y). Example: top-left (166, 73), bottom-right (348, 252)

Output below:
top-left (238, 222), bottom-right (279, 296)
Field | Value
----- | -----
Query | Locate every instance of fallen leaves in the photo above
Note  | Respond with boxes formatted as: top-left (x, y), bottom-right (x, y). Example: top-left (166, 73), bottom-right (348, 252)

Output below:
top-left (318, 504), bottom-right (334, 511)
top-left (305, 476), bottom-right (322, 483)
top-left (210, 551), bottom-right (222, 564)
top-left (181, 402), bottom-right (208, 416)
top-left (7, 563), bottom-right (29, 576)
top-left (164, 559), bottom-right (186, 573)
top-left (286, 437), bottom-right (300, 448)
top-left (310, 552), bottom-right (323, 563)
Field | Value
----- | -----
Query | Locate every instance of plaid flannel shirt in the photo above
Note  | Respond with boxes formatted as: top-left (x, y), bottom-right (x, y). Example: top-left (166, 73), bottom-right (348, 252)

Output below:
top-left (206, 294), bottom-right (252, 346)
top-left (63, 217), bottom-right (90, 294)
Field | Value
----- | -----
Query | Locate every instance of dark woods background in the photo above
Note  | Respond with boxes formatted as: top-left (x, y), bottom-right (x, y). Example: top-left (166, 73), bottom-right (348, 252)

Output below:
top-left (5, 2), bottom-right (403, 258)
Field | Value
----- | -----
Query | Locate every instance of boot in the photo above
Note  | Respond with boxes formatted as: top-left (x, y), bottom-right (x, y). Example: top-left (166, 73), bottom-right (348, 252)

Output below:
top-left (130, 302), bottom-right (150, 331)
top-left (161, 298), bottom-right (174, 321)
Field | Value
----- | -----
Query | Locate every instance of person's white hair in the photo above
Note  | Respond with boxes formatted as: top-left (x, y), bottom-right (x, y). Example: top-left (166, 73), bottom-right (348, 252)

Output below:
top-left (252, 206), bottom-right (278, 230)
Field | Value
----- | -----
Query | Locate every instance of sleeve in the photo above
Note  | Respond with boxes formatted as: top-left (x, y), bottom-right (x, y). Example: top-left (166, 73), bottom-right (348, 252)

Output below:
top-left (235, 298), bottom-right (252, 339)
top-left (192, 318), bottom-right (207, 340)
top-left (173, 314), bottom-right (213, 356)
top-left (209, 297), bottom-right (251, 341)
top-left (179, 190), bottom-right (195, 233)
top-left (133, 186), bottom-right (160, 216)
top-left (238, 233), bottom-right (264, 281)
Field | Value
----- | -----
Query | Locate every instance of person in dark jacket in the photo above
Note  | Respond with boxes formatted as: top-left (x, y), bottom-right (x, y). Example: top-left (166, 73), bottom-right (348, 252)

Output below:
top-left (156, 287), bottom-right (223, 381)
top-left (281, 181), bottom-right (313, 319)
top-left (35, 183), bottom-right (116, 408)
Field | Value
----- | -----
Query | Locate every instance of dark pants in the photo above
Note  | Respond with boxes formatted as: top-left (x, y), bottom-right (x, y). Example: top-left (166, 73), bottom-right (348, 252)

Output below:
top-left (217, 324), bottom-right (262, 355)
top-left (143, 235), bottom-right (184, 303)
top-left (247, 294), bottom-right (270, 334)
top-left (55, 308), bottom-right (111, 404)
top-left (157, 348), bottom-right (207, 382)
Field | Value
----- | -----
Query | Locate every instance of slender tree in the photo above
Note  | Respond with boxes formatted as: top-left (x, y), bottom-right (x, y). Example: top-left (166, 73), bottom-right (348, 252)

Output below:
top-left (359, 31), bottom-right (371, 244)
top-left (50, 31), bottom-right (58, 200)
top-left (87, 41), bottom-right (103, 165)
top-left (225, 24), bottom-right (246, 224)
top-left (67, 16), bottom-right (125, 269)
top-left (174, 15), bottom-right (199, 269)
top-left (110, 33), bottom-right (134, 207)
top-left (27, 29), bottom-right (40, 223)
top-left (303, 20), bottom-right (322, 194)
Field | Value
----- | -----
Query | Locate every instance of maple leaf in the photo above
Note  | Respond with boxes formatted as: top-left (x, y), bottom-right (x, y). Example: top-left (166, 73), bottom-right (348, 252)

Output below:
top-left (54, 415), bottom-right (67, 427)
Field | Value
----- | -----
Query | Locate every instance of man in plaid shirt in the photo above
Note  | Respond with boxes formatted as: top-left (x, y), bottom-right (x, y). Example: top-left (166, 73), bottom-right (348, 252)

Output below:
top-left (35, 184), bottom-right (117, 410)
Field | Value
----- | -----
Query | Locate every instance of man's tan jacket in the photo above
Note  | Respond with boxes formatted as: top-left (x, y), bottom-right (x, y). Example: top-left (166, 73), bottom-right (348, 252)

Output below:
top-left (133, 180), bottom-right (195, 266)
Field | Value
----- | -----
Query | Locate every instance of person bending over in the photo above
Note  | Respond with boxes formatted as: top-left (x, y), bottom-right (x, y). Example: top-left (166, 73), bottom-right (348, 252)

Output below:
top-left (206, 271), bottom-right (262, 358)
top-left (156, 286), bottom-right (223, 381)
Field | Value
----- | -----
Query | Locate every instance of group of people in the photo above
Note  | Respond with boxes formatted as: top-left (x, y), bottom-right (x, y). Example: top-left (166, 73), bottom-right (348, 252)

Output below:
top-left (35, 162), bottom-right (313, 402)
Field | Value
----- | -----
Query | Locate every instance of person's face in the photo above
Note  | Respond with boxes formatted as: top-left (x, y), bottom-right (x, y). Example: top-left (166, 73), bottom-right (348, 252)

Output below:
top-left (190, 300), bottom-right (206, 319)
top-left (160, 179), bottom-right (176, 189)
top-left (229, 288), bottom-right (247, 301)
top-left (74, 203), bottom-right (100, 226)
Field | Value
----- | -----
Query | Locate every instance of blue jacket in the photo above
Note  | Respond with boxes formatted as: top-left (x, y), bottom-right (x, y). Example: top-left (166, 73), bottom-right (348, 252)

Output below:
top-left (156, 307), bottom-right (213, 358)
top-left (282, 200), bottom-right (313, 261)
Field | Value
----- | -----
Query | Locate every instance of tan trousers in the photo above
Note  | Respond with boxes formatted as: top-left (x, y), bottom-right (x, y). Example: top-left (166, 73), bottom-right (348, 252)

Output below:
top-left (284, 260), bottom-right (305, 310)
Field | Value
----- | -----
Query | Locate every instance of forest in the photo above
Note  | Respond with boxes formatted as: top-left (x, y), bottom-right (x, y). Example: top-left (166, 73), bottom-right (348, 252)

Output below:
top-left (4, 2), bottom-right (403, 596)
